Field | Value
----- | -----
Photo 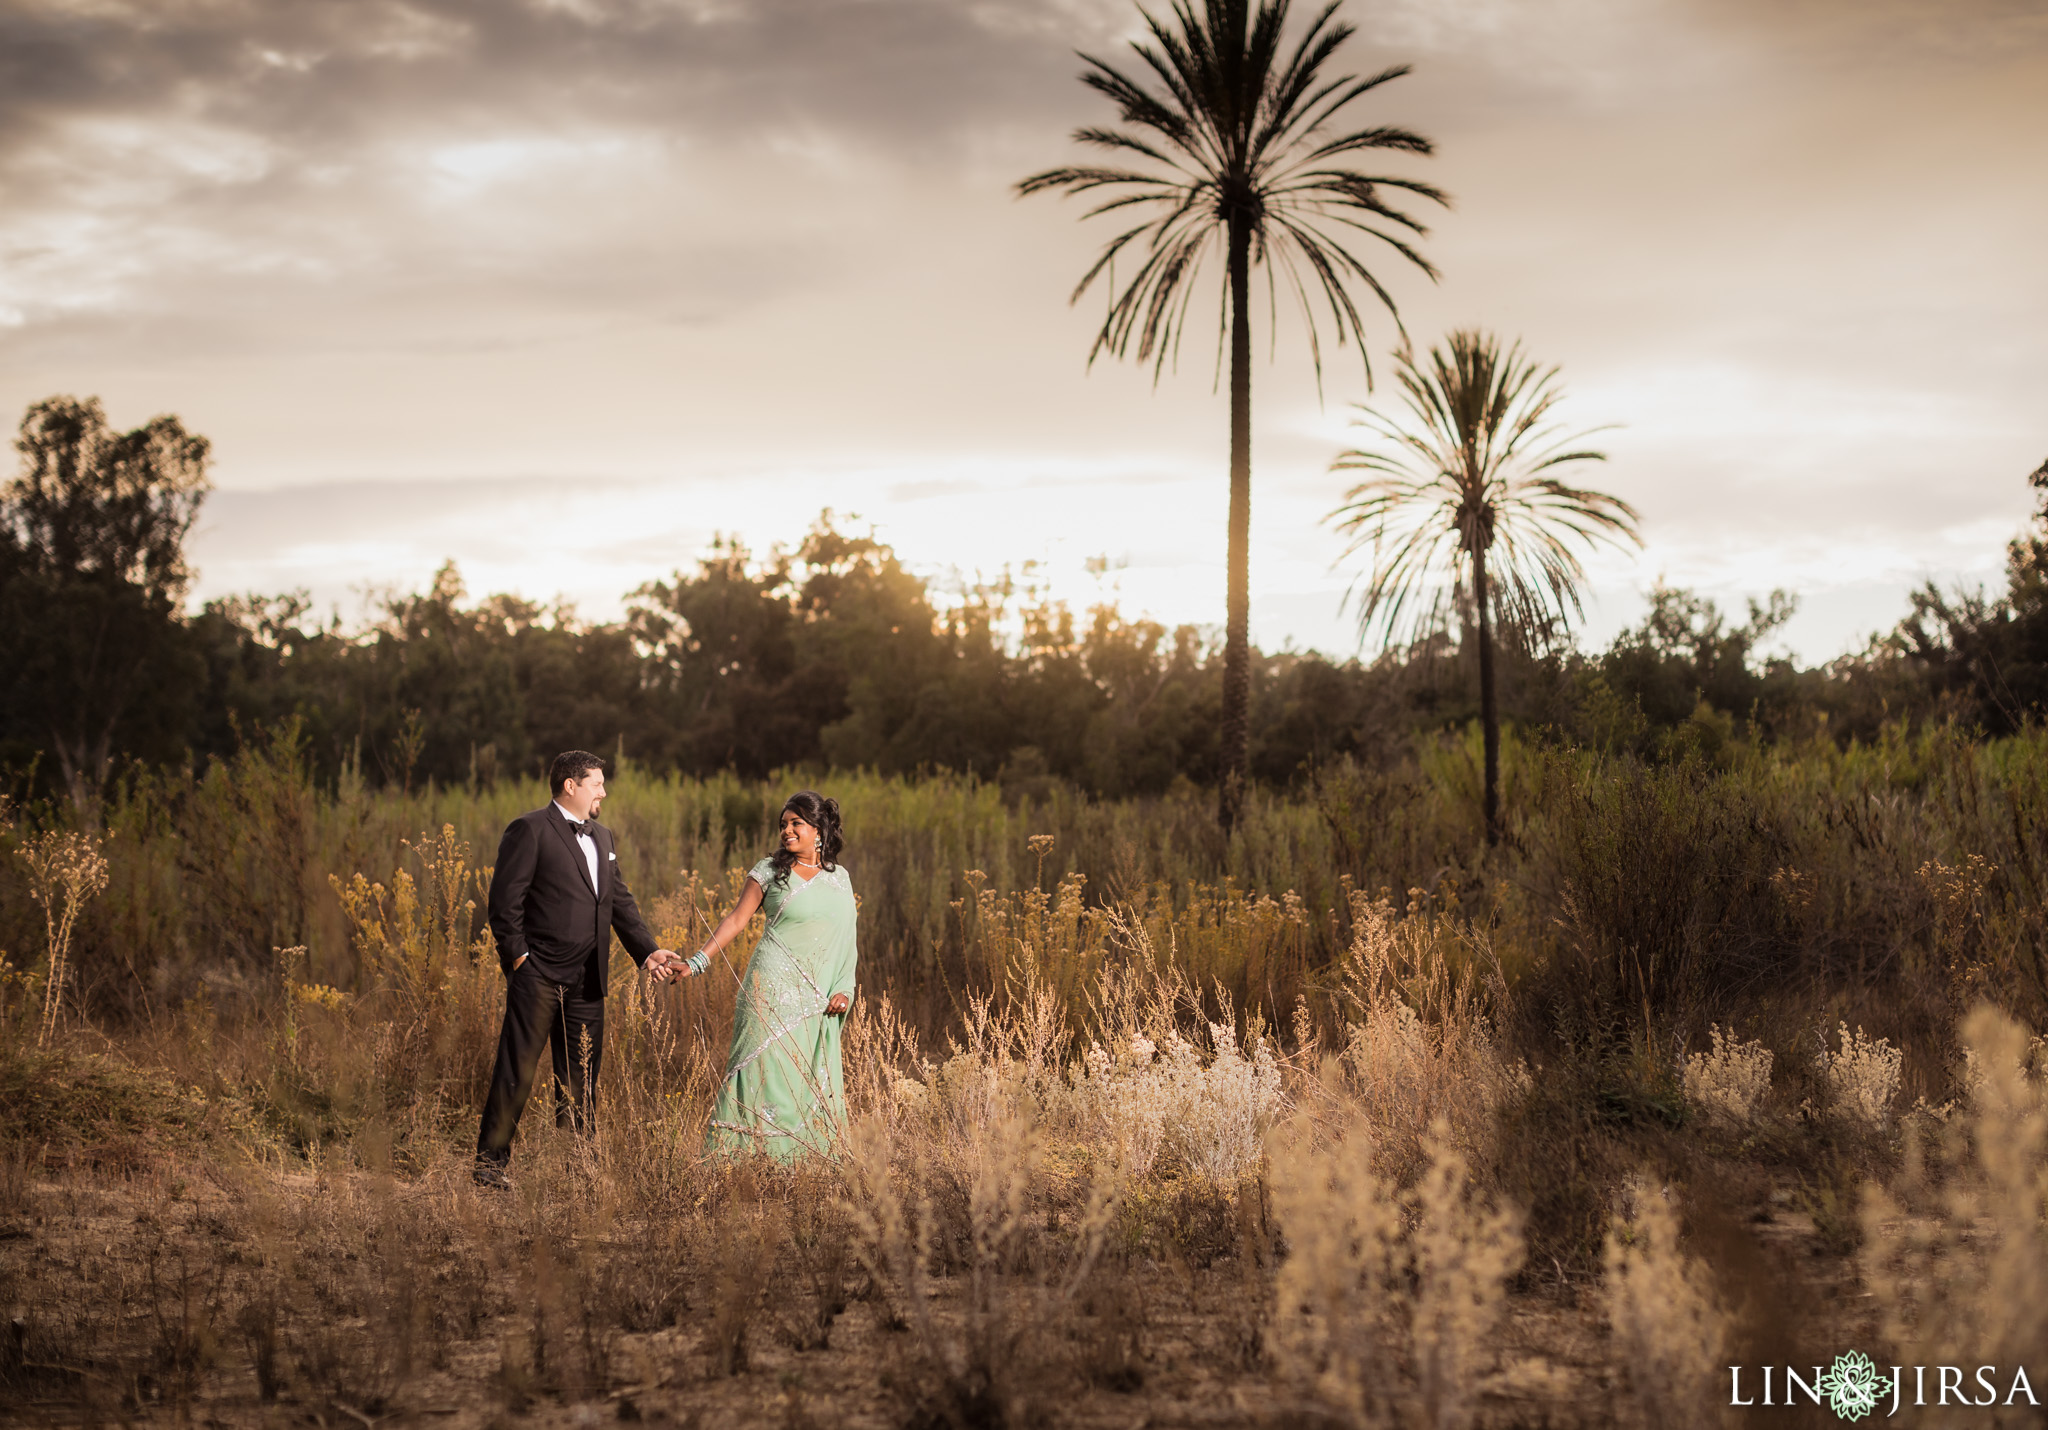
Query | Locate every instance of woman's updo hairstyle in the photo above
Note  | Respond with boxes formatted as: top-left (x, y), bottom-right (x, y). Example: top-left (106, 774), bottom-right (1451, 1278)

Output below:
top-left (769, 789), bottom-right (844, 884)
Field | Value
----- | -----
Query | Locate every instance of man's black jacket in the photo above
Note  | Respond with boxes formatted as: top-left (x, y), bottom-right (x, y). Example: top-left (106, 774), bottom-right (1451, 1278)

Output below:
top-left (486, 805), bottom-right (659, 997)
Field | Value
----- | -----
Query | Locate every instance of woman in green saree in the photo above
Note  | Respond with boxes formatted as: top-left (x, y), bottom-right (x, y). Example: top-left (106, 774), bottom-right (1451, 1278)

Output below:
top-left (670, 790), bottom-right (857, 1161)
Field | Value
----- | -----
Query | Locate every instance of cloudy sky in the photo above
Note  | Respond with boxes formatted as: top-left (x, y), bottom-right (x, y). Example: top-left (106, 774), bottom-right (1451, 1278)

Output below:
top-left (2, 0), bottom-right (2043, 662)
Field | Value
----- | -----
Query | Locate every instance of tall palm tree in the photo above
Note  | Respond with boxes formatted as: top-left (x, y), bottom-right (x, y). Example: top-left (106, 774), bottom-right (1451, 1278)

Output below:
top-left (1019, 0), bottom-right (1445, 832)
top-left (1326, 330), bottom-right (1641, 844)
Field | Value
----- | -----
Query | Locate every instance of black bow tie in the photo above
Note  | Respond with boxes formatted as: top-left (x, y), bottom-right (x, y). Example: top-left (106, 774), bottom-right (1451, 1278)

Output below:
top-left (564, 818), bottom-right (591, 837)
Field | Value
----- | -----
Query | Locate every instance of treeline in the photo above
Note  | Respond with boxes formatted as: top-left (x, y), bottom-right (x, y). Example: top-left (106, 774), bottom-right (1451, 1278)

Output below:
top-left (196, 518), bottom-right (1480, 796)
top-left (4, 395), bottom-right (2046, 801)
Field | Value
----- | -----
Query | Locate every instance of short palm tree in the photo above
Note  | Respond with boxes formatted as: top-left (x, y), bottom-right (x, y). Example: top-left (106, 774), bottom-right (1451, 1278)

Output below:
top-left (1326, 329), bottom-right (1641, 844)
top-left (1019, 0), bottom-right (1446, 832)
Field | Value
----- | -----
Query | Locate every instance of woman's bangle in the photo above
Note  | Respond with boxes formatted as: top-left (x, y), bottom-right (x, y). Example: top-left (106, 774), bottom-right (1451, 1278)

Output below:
top-left (687, 949), bottom-right (711, 977)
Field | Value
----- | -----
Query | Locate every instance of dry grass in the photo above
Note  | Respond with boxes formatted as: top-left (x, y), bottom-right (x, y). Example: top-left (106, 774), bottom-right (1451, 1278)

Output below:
top-left (14, 827), bottom-right (108, 1046)
top-left (8, 738), bottom-right (2048, 1425)
top-left (1681, 1026), bottom-right (1774, 1132)
top-left (1269, 1121), bottom-right (1524, 1429)
top-left (1601, 1176), bottom-right (1734, 1430)
top-left (1328, 890), bottom-right (1524, 1182)
top-left (1859, 1005), bottom-right (2048, 1427)
top-left (1818, 1021), bottom-right (1904, 1130)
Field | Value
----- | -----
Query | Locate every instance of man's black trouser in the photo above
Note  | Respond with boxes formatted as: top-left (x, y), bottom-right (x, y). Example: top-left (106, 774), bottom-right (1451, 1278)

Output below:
top-left (476, 959), bottom-right (605, 1168)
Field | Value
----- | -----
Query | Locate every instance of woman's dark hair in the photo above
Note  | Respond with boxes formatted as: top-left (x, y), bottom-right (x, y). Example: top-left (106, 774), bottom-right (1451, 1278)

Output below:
top-left (768, 790), bottom-right (844, 884)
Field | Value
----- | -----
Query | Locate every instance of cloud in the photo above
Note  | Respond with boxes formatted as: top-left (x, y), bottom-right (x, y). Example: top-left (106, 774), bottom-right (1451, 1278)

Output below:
top-left (1, 0), bottom-right (2042, 667)
top-left (0, 0), bottom-right (1123, 169)
top-left (0, 0), bottom-right (1138, 331)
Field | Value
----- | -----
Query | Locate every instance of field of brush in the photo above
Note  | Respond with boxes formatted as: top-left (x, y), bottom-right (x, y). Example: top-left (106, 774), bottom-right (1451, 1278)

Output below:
top-left (3, 723), bottom-right (2047, 1427)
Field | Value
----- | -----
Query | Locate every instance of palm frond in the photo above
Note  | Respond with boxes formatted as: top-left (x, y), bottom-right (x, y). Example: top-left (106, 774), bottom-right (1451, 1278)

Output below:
top-left (1274, 60), bottom-right (1414, 149)
top-left (1017, 0), bottom-right (1445, 388)
top-left (1068, 128), bottom-right (1196, 172)
top-left (1323, 330), bottom-right (1642, 651)
top-left (1017, 165), bottom-right (1179, 197)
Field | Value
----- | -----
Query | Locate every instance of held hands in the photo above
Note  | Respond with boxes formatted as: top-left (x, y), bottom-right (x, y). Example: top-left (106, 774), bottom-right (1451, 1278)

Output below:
top-left (646, 948), bottom-right (706, 984)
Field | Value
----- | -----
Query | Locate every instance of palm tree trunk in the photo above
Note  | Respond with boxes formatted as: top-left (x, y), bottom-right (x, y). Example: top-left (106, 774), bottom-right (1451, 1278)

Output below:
top-left (1218, 209), bottom-right (1254, 834)
top-left (1473, 546), bottom-right (1501, 845)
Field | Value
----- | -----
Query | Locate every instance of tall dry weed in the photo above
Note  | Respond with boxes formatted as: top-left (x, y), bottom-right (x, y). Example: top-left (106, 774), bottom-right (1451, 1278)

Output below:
top-left (1337, 893), bottom-right (1523, 1180)
top-left (1063, 911), bottom-right (1287, 1183)
top-left (1157, 1008), bottom-right (1283, 1184)
top-left (700, 1195), bottom-right (778, 1377)
top-left (842, 1110), bottom-right (1115, 1429)
top-left (842, 987), bottom-right (926, 1126)
top-left (853, 1110), bottom-right (1041, 1423)
top-left (1681, 1025), bottom-right (1773, 1130)
top-left (0, 1136), bottom-right (33, 1221)
top-left (1269, 1120), bottom-right (1523, 1429)
top-left (1601, 1176), bottom-right (1733, 1430)
top-left (282, 1175), bottom-right (436, 1415)
top-left (1071, 997), bottom-right (1283, 1184)
top-left (1859, 1005), bottom-right (2048, 1426)
top-left (1819, 1021), bottom-right (1902, 1129)
top-left (17, 828), bottom-right (109, 1046)
top-left (321, 826), bottom-right (505, 1129)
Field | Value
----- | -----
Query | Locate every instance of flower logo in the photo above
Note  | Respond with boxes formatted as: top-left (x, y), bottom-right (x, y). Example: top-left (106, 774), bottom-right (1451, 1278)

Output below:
top-left (1817, 1350), bottom-right (1883, 1421)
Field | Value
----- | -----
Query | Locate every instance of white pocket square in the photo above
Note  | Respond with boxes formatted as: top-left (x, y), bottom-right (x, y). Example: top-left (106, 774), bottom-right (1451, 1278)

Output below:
top-left (608, 851), bottom-right (617, 860)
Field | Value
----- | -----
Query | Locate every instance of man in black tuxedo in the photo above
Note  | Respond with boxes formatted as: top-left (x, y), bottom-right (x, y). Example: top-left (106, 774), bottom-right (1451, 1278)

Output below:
top-left (474, 750), bottom-right (679, 1187)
